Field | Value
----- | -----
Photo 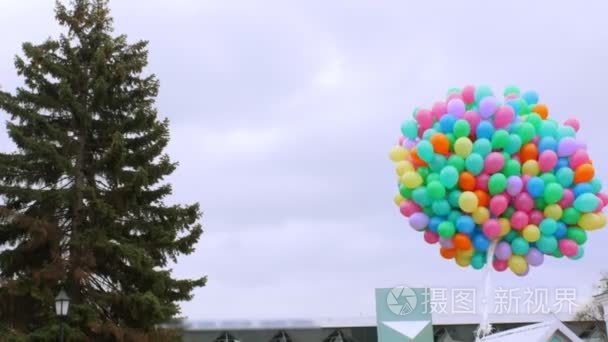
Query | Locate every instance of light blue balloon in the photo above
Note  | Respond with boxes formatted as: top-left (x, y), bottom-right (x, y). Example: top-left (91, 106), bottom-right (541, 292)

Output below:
top-left (505, 135), bottom-right (523, 155)
top-left (472, 138), bottom-right (492, 157)
top-left (456, 215), bottom-right (475, 235)
top-left (555, 222), bottom-right (568, 239)
top-left (526, 177), bottom-right (545, 198)
top-left (439, 114), bottom-right (457, 134)
top-left (538, 121), bottom-right (557, 138)
top-left (573, 193), bottom-right (600, 213)
top-left (412, 188), bottom-right (431, 206)
top-left (522, 90), bottom-right (539, 105)
top-left (439, 165), bottom-right (459, 189)
top-left (590, 178), bottom-right (603, 194)
top-left (557, 126), bottom-right (576, 139)
top-left (465, 153), bottom-right (484, 175)
top-left (401, 120), bottom-right (419, 139)
top-left (537, 236), bottom-right (558, 254)
top-left (429, 217), bottom-right (443, 233)
top-left (556, 168), bottom-right (574, 187)
top-left (417, 140), bottom-right (435, 162)
top-left (476, 121), bottom-right (495, 140)
top-left (473, 234), bottom-right (490, 252)
top-left (573, 183), bottom-right (593, 197)
top-left (570, 246), bottom-right (585, 260)
top-left (538, 137), bottom-right (557, 152)
top-left (429, 155), bottom-right (447, 173)
top-left (423, 129), bottom-right (437, 140)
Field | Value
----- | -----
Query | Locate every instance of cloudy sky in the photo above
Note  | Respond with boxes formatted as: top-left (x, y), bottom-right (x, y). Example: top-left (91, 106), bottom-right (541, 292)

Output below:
top-left (1, 0), bottom-right (608, 324)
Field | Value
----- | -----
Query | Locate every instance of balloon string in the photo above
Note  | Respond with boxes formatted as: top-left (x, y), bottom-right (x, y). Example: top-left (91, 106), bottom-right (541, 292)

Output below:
top-left (476, 240), bottom-right (498, 341)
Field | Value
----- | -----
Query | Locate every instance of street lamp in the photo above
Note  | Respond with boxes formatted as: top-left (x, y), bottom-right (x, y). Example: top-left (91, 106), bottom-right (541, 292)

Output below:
top-left (55, 289), bottom-right (70, 342)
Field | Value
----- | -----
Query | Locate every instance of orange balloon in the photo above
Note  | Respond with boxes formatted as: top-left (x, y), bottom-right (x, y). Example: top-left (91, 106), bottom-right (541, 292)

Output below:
top-left (533, 103), bottom-right (549, 119)
top-left (520, 143), bottom-right (538, 163)
top-left (430, 133), bottom-right (450, 155)
top-left (453, 233), bottom-right (472, 250)
top-left (474, 190), bottom-right (490, 207)
top-left (410, 148), bottom-right (428, 167)
top-left (459, 172), bottom-right (476, 191)
top-left (574, 163), bottom-right (595, 184)
top-left (440, 247), bottom-right (457, 259)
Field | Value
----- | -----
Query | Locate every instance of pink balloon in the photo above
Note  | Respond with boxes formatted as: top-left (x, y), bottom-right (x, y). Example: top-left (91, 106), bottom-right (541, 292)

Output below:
top-left (440, 237), bottom-right (454, 249)
top-left (538, 150), bottom-right (558, 172)
top-left (490, 195), bottom-right (509, 216)
top-left (564, 118), bottom-right (580, 132)
top-left (559, 239), bottom-right (579, 257)
top-left (598, 193), bottom-right (608, 209)
top-left (462, 85), bottom-right (475, 104)
top-left (424, 230), bottom-right (440, 244)
top-left (416, 109), bottom-right (433, 130)
top-left (484, 152), bottom-right (506, 174)
top-left (532, 136), bottom-right (540, 145)
top-left (559, 189), bottom-right (575, 208)
top-left (505, 94), bottom-right (519, 100)
top-left (511, 211), bottom-right (529, 230)
top-left (514, 193), bottom-right (534, 212)
top-left (400, 200), bottom-right (421, 217)
top-left (463, 110), bottom-right (481, 132)
top-left (398, 136), bottom-right (406, 145)
top-left (476, 173), bottom-right (490, 192)
top-left (494, 105), bottom-right (515, 129)
top-left (431, 102), bottom-right (447, 121)
top-left (529, 210), bottom-right (544, 225)
top-left (493, 259), bottom-right (508, 272)
top-left (569, 150), bottom-right (590, 170)
top-left (483, 219), bottom-right (501, 239)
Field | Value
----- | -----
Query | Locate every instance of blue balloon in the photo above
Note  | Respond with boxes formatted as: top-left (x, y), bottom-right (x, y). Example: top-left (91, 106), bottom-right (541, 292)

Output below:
top-left (555, 158), bottom-right (570, 171)
top-left (476, 121), bottom-right (495, 140)
top-left (456, 215), bottom-right (475, 235)
top-left (506, 100), bottom-right (521, 114)
top-left (527, 177), bottom-right (545, 198)
top-left (573, 183), bottom-right (593, 197)
top-left (439, 114), bottom-right (457, 134)
top-left (522, 90), bottom-right (539, 105)
top-left (538, 137), bottom-right (557, 152)
top-left (473, 234), bottom-right (490, 252)
top-left (429, 217), bottom-right (443, 233)
top-left (554, 222), bottom-right (568, 239)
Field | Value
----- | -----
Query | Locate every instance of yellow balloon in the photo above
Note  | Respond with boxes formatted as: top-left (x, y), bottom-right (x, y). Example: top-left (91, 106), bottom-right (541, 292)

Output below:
top-left (457, 248), bottom-right (474, 258)
top-left (522, 224), bottom-right (541, 242)
top-left (389, 146), bottom-right (409, 162)
top-left (522, 160), bottom-right (540, 176)
top-left (499, 218), bottom-right (512, 237)
top-left (454, 137), bottom-right (473, 158)
top-left (508, 255), bottom-right (528, 274)
top-left (401, 172), bottom-right (423, 189)
top-left (394, 194), bottom-right (405, 206)
top-left (579, 213), bottom-right (607, 231)
top-left (544, 204), bottom-right (563, 220)
top-left (472, 207), bottom-right (490, 224)
top-left (395, 161), bottom-right (414, 176)
top-left (455, 254), bottom-right (471, 267)
top-left (459, 191), bottom-right (479, 213)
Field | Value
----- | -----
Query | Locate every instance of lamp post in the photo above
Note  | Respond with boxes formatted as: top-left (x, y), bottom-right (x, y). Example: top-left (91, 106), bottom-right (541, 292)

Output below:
top-left (55, 289), bottom-right (70, 342)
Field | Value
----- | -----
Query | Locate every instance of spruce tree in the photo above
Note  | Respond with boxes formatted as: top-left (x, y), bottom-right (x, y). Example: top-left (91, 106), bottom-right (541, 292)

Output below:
top-left (0, 0), bottom-right (205, 340)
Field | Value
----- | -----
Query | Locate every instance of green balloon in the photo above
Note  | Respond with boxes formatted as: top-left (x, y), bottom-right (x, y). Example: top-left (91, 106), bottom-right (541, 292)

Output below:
top-left (471, 253), bottom-right (486, 270)
top-left (427, 181), bottom-right (446, 200)
top-left (417, 140), bottom-right (435, 162)
top-left (448, 155), bottom-right (465, 173)
top-left (567, 227), bottom-right (588, 245)
top-left (503, 206), bottom-right (515, 219)
top-left (517, 122), bottom-right (536, 144)
top-left (423, 207), bottom-right (434, 216)
top-left (472, 139), bottom-right (492, 157)
top-left (537, 236), bottom-right (558, 254)
top-left (447, 87), bottom-right (461, 96)
top-left (475, 85), bottom-right (493, 103)
top-left (505, 135), bottom-right (523, 155)
top-left (438, 221), bottom-right (456, 238)
top-left (488, 173), bottom-right (507, 195)
top-left (439, 166), bottom-right (459, 189)
top-left (540, 173), bottom-right (557, 185)
top-left (448, 210), bottom-right (462, 223)
top-left (448, 190), bottom-right (462, 208)
top-left (412, 188), bottom-right (431, 206)
top-left (432, 199), bottom-right (452, 216)
top-left (562, 208), bottom-right (581, 225)
top-left (543, 183), bottom-right (564, 204)
top-left (491, 130), bottom-right (509, 150)
top-left (465, 153), bottom-right (484, 175)
top-left (426, 173), bottom-right (440, 184)
top-left (535, 197), bottom-right (547, 210)
top-left (556, 168), bottom-right (574, 187)
top-left (553, 249), bottom-right (564, 258)
top-left (526, 113), bottom-right (543, 130)
top-left (453, 120), bottom-right (471, 138)
top-left (511, 237), bottom-right (530, 256)
top-left (504, 230), bottom-right (518, 243)
top-left (503, 85), bottom-right (520, 97)
top-left (417, 167), bottom-right (430, 181)
top-left (399, 185), bottom-right (413, 199)
top-left (503, 160), bottom-right (522, 177)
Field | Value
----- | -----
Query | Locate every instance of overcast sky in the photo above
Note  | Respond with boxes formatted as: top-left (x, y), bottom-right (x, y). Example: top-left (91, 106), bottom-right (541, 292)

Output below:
top-left (1, 0), bottom-right (608, 324)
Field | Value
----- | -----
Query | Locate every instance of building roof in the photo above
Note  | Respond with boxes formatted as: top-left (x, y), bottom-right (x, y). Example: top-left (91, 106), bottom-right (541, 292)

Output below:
top-left (479, 319), bottom-right (583, 342)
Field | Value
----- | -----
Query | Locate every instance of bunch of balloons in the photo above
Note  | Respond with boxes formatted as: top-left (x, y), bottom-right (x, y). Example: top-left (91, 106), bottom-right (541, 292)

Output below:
top-left (390, 85), bottom-right (606, 276)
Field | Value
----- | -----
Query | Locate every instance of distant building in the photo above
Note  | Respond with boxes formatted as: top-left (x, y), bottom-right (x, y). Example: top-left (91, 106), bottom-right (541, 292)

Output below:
top-left (179, 318), bottom-right (606, 342)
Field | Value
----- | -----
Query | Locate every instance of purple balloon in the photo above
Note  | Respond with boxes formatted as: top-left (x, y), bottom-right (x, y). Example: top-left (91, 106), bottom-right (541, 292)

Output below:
top-left (479, 96), bottom-right (498, 118)
top-left (525, 248), bottom-right (544, 267)
top-left (494, 241), bottom-right (512, 261)
top-left (507, 176), bottom-right (524, 196)
top-left (575, 138), bottom-right (587, 150)
top-left (447, 98), bottom-right (466, 118)
top-left (557, 137), bottom-right (577, 157)
top-left (405, 139), bottom-right (417, 149)
top-left (440, 237), bottom-right (454, 249)
top-left (410, 213), bottom-right (429, 231)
